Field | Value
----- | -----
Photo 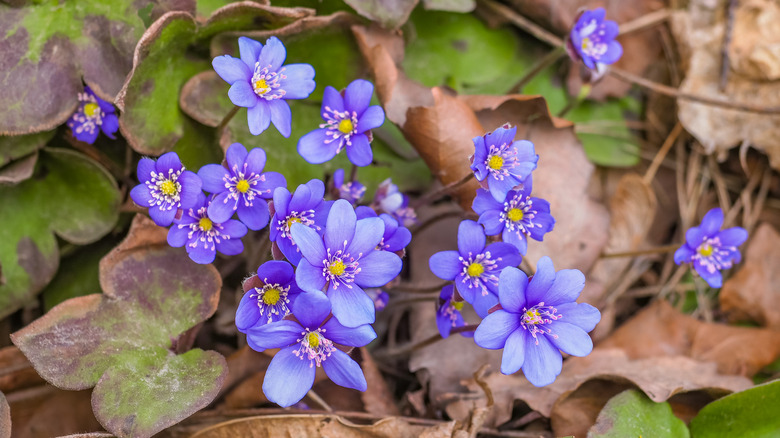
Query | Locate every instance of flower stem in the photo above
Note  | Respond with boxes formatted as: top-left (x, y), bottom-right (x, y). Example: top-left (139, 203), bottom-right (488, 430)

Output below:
top-left (216, 106), bottom-right (240, 135)
top-left (411, 172), bottom-right (474, 209)
top-left (374, 324), bottom-right (478, 359)
top-left (599, 243), bottom-right (680, 259)
top-left (508, 46), bottom-right (566, 94)
top-left (349, 163), bottom-right (358, 183)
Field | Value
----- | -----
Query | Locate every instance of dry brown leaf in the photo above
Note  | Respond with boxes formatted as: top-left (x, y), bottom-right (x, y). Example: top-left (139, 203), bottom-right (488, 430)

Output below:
top-left (9, 388), bottom-right (103, 438)
top-left (720, 223), bottom-right (780, 328)
top-left (360, 347), bottom-right (400, 416)
top-left (0, 346), bottom-right (43, 394)
top-left (0, 390), bottom-right (8, 438)
top-left (189, 414), bottom-right (444, 438)
top-left (179, 71), bottom-right (230, 128)
top-left (599, 300), bottom-right (780, 376)
top-left (672, 0), bottom-right (780, 170)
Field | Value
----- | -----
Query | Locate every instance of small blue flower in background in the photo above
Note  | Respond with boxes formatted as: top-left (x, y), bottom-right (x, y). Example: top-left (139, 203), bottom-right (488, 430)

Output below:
top-left (429, 220), bottom-right (521, 317)
top-left (167, 193), bottom-right (248, 264)
top-left (291, 200), bottom-right (403, 328)
top-left (355, 206), bottom-right (412, 254)
top-left (674, 207), bottom-right (748, 288)
top-left (269, 179), bottom-right (332, 265)
top-left (470, 125), bottom-right (538, 202)
top-left (67, 86), bottom-right (119, 144)
top-left (235, 260), bottom-right (303, 332)
top-left (198, 143), bottom-right (286, 231)
top-left (568, 8), bottom-right (623, 71)
top-left (298, 79), bottom-right (385, 167)
top-left (472, 176), bottom-right (555, 255)
top-left (474, 258), bottom-right (600, 387)
top-left (331, 168), bottom-right (366, 205)
top-left (246, 291), bottom-right (376, 407)
top-left (130, 152), bottom-right (202, 227)
top-left (212, 36), bottom-right (316, 137)
top-left (365, 288), bottom-right (389, 311)
top-left (436, 285), bottom-right (473, 339)
top-left (373, 178), bottom-right (417, 227)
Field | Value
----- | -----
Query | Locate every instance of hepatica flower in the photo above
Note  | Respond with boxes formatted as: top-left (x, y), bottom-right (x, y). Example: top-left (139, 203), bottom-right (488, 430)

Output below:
top-left (355, 206), bottom-right (412, 254)
top-left (674, 207), bottom-right (748, 288)
top-left (472, 177), bottom-right (555, 255)
top-left (366, 288), bottom-right (389, 311)
top-left (236, 260), bottom-right (303, 332)
top-left (167, 193), bottom-right (248, 264)
top-left (568, 8), bottom-right (623, 71)
top-left (212, 36), bottom-right (315, 137)
top-left (471, 125), bottom-right (538, 202)
top-left (67, 85), bottom-right (118, 144)
top-left (331, 168), bottom-right (366, 205)
top-left (436, 285), bottom-right (472, 339)
top-left (130, 152), bottom-right (202, 227)
top-left (291, 200), bottom-right (403, 328)
top-left (474, 258), bottom-right (601, 386)
top-left (373, 178), bottom-right (417, 227)
top-left (429, 220), bottom-right (521, 317)
top-left (198, 143), bottom-right (285, 230)
top-left (246, 291), bottom-right (376, 407)
top-left (270, 179), bottom-right (332, 265)
top-left (298, 79), bottom-right (385, 167)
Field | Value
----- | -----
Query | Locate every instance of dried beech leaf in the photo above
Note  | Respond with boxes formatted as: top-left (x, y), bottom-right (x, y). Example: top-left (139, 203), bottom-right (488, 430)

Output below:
top-left (720, 224), bottom-right (780, 328)
top-left (9, 388), bottom-right (102, 438)
top-left (360, 347), bottom-right (400, 416)
top-left (0, 391), bottom-right (8, 438)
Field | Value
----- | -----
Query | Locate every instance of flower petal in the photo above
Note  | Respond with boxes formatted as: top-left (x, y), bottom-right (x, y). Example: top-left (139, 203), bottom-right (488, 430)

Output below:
top-left (525, 256), bottom-right (555, 305)
top-left (356, 105), bottom-right (384, 133)
top-left (701, 208), bottom-right (724, 237)
top-left (344, 79), bottom-right (374, 114)
top-left (322, 349), bottom-right (367, 391)
top-left (246, 320), bottom-right (302, 350)
top-left (244, 146), bottom-right (267, 176)
top-left (237, 200), bottom-right (269, 231)
top-left (208, 192), bottom-right (236, 223)
top-left (472, 189), bottom-right (501, 215)
top-left (291, 223), bottom-right (327, 265)
top-left (325, 199), bottom-right (357, 251)
top-left (257, 36), bottom-right (286, 72)
top-left (474, 310), bottom-right (520, 349)
top-left (228, 80), bottom-right (259, 107)
top-left (485, 242), bottom-right (522, 269)
top-left (329, 284), bottom-right (375, 328)
top-left (247, 102), bottom-right (271, 135)
top-left (262, 345), bottom-right (316, 407)
top-left (167, 225), bottom-right (188, 248)
top-left (235, 291), bottom-right (261, 332)
top-left (546, 268), bottom-right (585, 306)
top-left (225, 143), bottom-right (248, 172)
top-left (429, 251), bottom-right (461, 280)
top-left (298, 129), bottom-right (338, 164)
top-left (322, 86), bottom-right (345, 114)
top-left (346, 134), bottom-right (373, 167)
top-left (478, 210), bottom-right (503, 235)
top-left (258, 172), bottom-right (286, 199)
top-left (346, 217), bottom-right (384, 256)
top-left (292, 290), bottom-right (331, 329)
top-left (279, 63), bottom-right (316, 99)
top-left (354, 250), bottom-right (402, 287)
top-left (718, 227), bottom-right (748, 247)
top-left (322, 318), bottom-right (377, 347)
top-left (212, 55), bottom-right (251, 84)
top-left (216, 237), bottom-right (244, 256)
top-left (556, 302), bottom-right (601, 332)
top-left (156, 152), bottom-right (183, 174)
top-left (187, 241), bottom-right (216, 264)
top-left (498, 267), bottom-right (528, 313)
top-left (177, 171), bottom-right (202, 209)
top-left (130, 184), bottom-right (153, 208)
top-left (149, 205), bottom-right (176, 227)
top-left (136, 157), bottom-right (156, 182)
top-left (295, 259), bottom-right (327, 293)
top-left (547, 321), bottom-right (593, 357)
top-left (268, 99), bottom-right (292, 138)
top-left (500, 329), bottom-right (526, 375)
top-left (521, 334), bottom-right (562, 386)
top-left (457, 220), bottom-right (486, 255)
top-left (238, 36), bottom-right (263, 69)
top-left (197, 164), bottom-right (229, 193)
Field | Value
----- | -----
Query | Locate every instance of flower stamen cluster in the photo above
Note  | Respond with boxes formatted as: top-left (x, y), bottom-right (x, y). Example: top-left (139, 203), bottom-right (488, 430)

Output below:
top-left (181, 204), bottom-right (231, 252)
top-left (321, 246), bottom-right (361, 289)
top-left (459, 251), bottom-right (500, 295)
top-left (520, 302), bottom-right (562, 344)
top-left (693, 236), bottom-right (737, 274)
top-left (294, 328), bottom-right (336, 367)
top-left (251, 64), bottom-right (286, 100)
top-left (321, 106), bottom-right (359, 152)
top-left (485, 143), bottom-right (518, 180)
top-left (147, 168), bottom-right (184, 209)
top-left (249, 281), bottom-right (292, 324)
top-left (224, 163), bottom-right (268, 208)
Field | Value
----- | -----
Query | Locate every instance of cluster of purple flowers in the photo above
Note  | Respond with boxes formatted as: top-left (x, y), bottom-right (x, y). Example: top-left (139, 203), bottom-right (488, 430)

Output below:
top-left (567, 8), bottom-right (623, 77)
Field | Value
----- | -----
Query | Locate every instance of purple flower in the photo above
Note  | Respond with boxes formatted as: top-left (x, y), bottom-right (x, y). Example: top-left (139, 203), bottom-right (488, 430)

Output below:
top-left (331, 168), bottom-right (366, 205)
top-left (365, 288), bottom-right (389, 311)
top-left (429, 220), bottom-right (521, 317)
top-left (355, 206), bottom-right (412, 254)
top-left (269, 179), bottom-right (332, 265)
top-left (674, 208), bottom-right (748, 288)
top-left (297, 79), bottom-right (385, 166)
top-left (291, 200), bottom-right (403, 328)
top-left (474, 258), bottom-right (600, 386)
top-left (470, 126), bottom-right (538, 202)
top-left (130, 152), bottom-right (202, 227)
top-left (236, 260), bottom-right (303, 332)
top-left (373, 178), bottom-right (417, 227)
top-left (436, 285), bottom-right (473, 339)
top-left (212, 36), bottom-right (315, 137)
top-left (246, 291), bottom-right (376, 407)
top-left (472, 177), bottom-right (555, 255)
top-left (66, 86), bottom-right (119, 144)
top-left (568, 8), bottom-right (623, 71)
top-left (197, 143), bottom-right (286, 231)
top-left (167, 193), bottom-right (248, 264)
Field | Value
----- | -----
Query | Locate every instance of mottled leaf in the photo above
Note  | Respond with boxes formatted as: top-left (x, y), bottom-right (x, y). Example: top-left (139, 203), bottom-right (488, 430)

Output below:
top-left (179, 71), bottom-right (231, 127)
top-left (0, 148), bottom-right (120, 319)
top-left (690, 380), bottom-right (780, 438)
top-left (0, 130), bottom-right (53, 167)
top-left (0, 0), bottom-right (194, 134)
top-left (11, 216), bottom-right (226, 438)
top-left (343, 0), bottom-right (418, 29)
top-left (588, 389), bottom-right (690, 438)
top-left (0, 152), bottom-right (37, 185)
top-left (0, 390), bottom-right (9, 438)
top-left (421, 0), bottom-right (474, 12)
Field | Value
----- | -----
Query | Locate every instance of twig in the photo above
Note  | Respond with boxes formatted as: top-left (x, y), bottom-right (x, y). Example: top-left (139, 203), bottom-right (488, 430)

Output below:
top-left (508, 46), bottom-right (566, 94)
top-left (707, 154), bottom-right (731, 214)
top-left (216, 106), bottom-right (240, 137)
top-left (411, 172), bottom-right (474, 209)
top-left (644, 122), bottom-right (683, 184)
top-left (600, 244), bottom-right (680, 259)
top-left (63, 134), bottom-right (124, 180)
top-left (349, 163), bottom-right (358, 183)
top-left (618, 8), bottom-right (672, 36)
top-left (720, 0), bottom-right (738, 91)
top-left (306, 389), bottom-right (333, 412)
top-left (479, 0), bottom-right (563, 47)
top-left (375, 325), bottom-right (478, 359)
top-left (411, 209), bottom-right (476, 237)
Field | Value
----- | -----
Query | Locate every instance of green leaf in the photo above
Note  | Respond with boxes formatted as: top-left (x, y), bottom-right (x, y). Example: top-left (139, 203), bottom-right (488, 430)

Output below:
top-left (588, 389), bottom-right (690, 438)
top-left (0, 148), bottom-right (120, 319)
top-left (11, 240), bottom-right (226, 438)
top-left (0, 130), bottom-right (54, 167)
top-left (690, 380), bottom-right (780, 438)
top-left (0, 0), bottom-right (194, 134)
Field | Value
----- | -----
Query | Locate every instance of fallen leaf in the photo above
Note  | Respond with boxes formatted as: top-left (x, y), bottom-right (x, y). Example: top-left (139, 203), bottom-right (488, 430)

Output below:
top-left (586, 389), bottom-right (689, 438)
top-left (11, 215), bottom-right (227, 438)
top-left (0, 390), bottom-right (8, 438)
top-left (671, 0), bottom-right (780, 171)
top-left (360, 347), bottom-right (401, 416)
top-left (343, 0), bottom-right (418, 29)
top-left (0, 346), bottom-right (44, 394)
top-left (720, 223), bottom-right (780, 328)
top-left (599, 300), bottom-right (780, 376)
top-left (9, 388), bottom-right (102, 438)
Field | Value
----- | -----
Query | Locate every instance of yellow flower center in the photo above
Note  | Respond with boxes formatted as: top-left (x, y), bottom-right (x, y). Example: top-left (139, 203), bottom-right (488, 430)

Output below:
top-left (159, 180), bottom-right (177, 196)
top-left (199, 217), bottom-right (213, 232)
top-left (254, 78), bottom-right (269, 94)
top-left (84, 102), bottom-right (100, 118)
top-left (338, 119), bottom-right (354, 134)
top-left (262, 288), bottom-right (281, 305)
top-left (698, 244), bottom-right (714, 257)
top-left (488, 155), bottom-right (504, 170)
top-left (467, 262), bottom-right (484, 277)
top-left (307, 332), bottom-right (320, 349)
top-left (507, 208), bottom-right (524, 222)
top-left (452, 301), bottom-right (464, 311)
top-left (287, 216), bottom-right (302, 229)
top-left (581, 37), bottom-right (592, 50)
top-left (524, 309), bottom-right (541, 324)
top-left (328, 260), bottom-right (346, 276)
top-left (236, 179), bottom-right (250, 193)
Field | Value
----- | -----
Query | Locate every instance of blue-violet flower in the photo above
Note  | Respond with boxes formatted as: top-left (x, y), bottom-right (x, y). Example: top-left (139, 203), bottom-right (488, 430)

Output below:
top-left (246, 291), bottom-right (376, 407)
top-left (472, 176), bottom-right (555, 255)
top-left (366, 288), bottom-right (389, 312)
top-left (355, 206), bottom-right (412, 254)
top-left (674, 207), bottom-right (748, 288)
top-left (130, 151), bottom-right (202, 227)
top-left (331, 168), bottom-right (366, 205)
top-left (471, 125), bottom-right (538, 202)
top-left (373, 178), bottom-right (417, 227)
top-left (67, 86), bottom-right (119, 144)
top-left (236, 260), bottom-right (303, 332)
top-left (297, 79), bottom-right (385, 167)
top-left (198, 143), bottom-right (286, 231)
top-left (436, 285), bottom-right (473, 339)
top-left (269, 179), bottom-right (332, 265)
top-left (474, 258), bottom-right (600, 386)
top-left (291, 199), bottom-right (403, 328)
top-left (568, 8), bottom-right (623, 71)
top-left (167, 193), bottom-right (248, 264)
top-left (429, 220), bottom-right (522, 317)
top-left (212, 36), bottom-right (315, 137)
